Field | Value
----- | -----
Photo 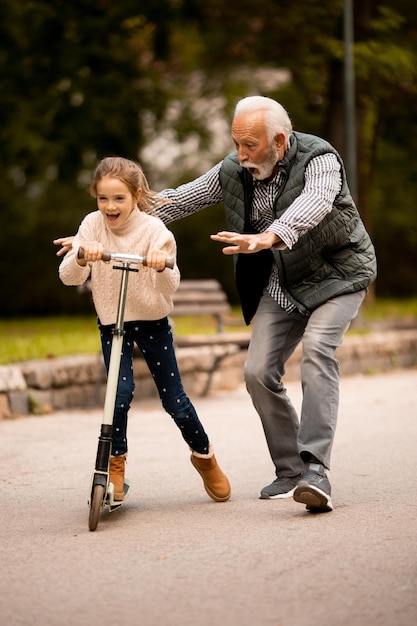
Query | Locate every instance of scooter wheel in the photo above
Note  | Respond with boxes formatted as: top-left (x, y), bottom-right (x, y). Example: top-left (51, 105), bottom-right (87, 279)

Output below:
top-left (88, 483), bottom-right (105, 531)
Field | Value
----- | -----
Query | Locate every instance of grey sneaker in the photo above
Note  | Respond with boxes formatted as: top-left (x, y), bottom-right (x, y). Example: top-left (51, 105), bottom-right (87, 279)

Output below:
top-left (293, 462), bottom-right (333, 512)
top-left (260, 475), bottom-right (302, 499)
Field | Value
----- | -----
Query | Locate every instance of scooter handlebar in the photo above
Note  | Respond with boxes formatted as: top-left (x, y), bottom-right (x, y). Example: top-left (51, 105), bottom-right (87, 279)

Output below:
top-left (78, 248), bottom-right (175, 270)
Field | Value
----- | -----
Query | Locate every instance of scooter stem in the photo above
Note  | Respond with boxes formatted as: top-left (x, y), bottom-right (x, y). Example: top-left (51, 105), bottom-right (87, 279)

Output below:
top-left (102, 262), bottom-right (131, 426)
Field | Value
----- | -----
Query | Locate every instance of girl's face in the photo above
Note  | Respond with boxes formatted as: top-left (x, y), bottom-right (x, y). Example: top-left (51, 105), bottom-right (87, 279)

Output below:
top-left (96, 175), bottom-right (141, 229)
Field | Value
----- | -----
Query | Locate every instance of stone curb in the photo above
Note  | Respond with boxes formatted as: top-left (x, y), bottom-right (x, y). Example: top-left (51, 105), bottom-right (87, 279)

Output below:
top-left (1, 330), bottom-right (416, 418)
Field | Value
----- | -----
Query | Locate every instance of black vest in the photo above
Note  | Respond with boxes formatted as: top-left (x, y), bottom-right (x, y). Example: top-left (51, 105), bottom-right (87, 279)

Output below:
top-left (219, 131), bottom-right (377, 323)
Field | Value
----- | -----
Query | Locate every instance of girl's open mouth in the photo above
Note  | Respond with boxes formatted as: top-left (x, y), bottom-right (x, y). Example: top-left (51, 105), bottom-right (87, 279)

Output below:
top-left (106, 213), bottom-right (120, 223)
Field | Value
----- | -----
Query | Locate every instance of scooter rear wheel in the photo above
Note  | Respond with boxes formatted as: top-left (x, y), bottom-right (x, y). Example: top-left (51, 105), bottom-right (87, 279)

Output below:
top-left (89, 483), bottom-right (105, 531)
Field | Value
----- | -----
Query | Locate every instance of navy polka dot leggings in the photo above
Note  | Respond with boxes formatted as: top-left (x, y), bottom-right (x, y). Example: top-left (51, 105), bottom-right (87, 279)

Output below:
top-left (99, 317), bottom-right (210, 457)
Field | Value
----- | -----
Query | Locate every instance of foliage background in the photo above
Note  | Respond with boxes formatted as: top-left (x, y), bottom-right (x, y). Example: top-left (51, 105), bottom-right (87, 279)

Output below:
top-left (1, 0), bottom-right (416, 316)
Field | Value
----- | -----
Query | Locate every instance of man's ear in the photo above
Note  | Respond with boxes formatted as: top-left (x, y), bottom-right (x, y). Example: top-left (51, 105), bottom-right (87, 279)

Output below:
top-left (274, 132), bottom-right (286, 151)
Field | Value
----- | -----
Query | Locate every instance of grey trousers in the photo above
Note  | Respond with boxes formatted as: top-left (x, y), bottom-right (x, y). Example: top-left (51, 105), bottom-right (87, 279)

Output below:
top-left (244, 289), bottom-right (366, 476)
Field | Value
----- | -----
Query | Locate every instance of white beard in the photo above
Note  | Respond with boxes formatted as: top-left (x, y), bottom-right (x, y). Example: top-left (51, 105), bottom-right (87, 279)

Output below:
top-left (241, 146), bottom-right (279, 181)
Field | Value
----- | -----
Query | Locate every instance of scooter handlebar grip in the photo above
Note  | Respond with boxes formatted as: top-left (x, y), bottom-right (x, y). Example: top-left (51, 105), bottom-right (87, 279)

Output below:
top-left (77, 248), bottom-right (111, 262)
top-left (142, 256), bottom-right (175, 270)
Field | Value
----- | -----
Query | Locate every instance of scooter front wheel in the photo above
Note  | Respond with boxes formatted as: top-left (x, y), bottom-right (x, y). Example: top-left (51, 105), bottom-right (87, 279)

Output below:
top-left (89, 483), bottom-right (105, 531)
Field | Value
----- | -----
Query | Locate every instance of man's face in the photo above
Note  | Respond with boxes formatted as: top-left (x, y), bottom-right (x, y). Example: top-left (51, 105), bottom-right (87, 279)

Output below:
top-left (231, 111), bottom-right (281, 181)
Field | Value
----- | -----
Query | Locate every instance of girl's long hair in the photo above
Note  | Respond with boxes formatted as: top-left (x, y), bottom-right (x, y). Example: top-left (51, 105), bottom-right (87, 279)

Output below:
top-left (89, 156), bottom-right (170, 214)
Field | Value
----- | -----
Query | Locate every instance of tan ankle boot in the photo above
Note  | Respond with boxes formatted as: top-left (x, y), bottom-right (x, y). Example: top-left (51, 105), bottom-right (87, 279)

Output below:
top-left (109, 455), bottom-right (126, 501)
top-left (191, 449), bottom-right (231, 502)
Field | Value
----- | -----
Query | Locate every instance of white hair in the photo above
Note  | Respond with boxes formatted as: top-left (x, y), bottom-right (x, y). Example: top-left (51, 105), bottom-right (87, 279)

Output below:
top-left (234, 96), bottom-right (293, 143)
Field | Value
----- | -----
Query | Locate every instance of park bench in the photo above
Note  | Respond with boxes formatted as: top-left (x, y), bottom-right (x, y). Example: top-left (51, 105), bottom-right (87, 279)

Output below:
top-left (170, 279), bottom-right (232, 333)
top-left (78, 276), bottom-right (249, 345)
top-left (169, 278), bottom-right (251, 349)
top-left (78, 277), bottom-right (233, 332)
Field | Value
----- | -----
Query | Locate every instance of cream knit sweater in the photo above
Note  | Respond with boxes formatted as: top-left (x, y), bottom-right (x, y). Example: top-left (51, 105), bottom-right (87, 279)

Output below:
top-left (59, 208), bottom-right (180, 325)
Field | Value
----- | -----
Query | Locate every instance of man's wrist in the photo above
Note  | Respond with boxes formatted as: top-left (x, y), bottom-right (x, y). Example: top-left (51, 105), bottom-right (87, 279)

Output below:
top-left (264, 230), bottom-right (282, 248)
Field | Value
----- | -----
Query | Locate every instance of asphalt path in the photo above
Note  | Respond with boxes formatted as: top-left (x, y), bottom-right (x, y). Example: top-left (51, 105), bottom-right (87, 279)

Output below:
top-left (1, 369), bottom-right (416, 626)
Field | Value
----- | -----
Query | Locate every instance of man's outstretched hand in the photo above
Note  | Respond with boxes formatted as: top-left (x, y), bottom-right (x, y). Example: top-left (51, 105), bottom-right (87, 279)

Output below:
top-left (53, 236), bottom-right (74, 257)
top-left (210, 231), bottom-right (280, 255)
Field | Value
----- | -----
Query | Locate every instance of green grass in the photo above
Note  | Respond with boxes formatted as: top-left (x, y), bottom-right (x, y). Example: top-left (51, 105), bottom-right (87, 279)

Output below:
top-left (0, 311), bottom-right (247, 365)
top-left (360, 297), bottom-right (417, 320)
top-left (0, 316), bottom-right (102, 365)
top-left (0, 298), bottom-right (416, 365)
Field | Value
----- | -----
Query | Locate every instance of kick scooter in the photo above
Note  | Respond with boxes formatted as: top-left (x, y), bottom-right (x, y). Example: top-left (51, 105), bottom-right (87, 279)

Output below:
top-left (77, 248), bottom-right (174, 531)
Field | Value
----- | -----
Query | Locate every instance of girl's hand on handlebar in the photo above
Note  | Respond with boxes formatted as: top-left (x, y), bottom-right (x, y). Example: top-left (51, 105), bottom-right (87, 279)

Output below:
top-left (77, 241), bottom-right (104, 266)
top-left (145, 250), bottom-right (169, 272)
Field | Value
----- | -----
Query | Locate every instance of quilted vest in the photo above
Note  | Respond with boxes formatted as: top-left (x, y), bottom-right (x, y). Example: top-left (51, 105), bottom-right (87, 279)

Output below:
top-left (219, 131), bottom-right (377, 323)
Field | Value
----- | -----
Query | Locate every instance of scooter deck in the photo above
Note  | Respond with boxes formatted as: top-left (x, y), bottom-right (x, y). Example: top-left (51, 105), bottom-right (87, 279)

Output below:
top-left (108, 479), bottom-right (132, 512)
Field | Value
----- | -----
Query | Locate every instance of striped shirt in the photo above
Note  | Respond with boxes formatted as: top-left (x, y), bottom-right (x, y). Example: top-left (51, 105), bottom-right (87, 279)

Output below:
top-left (158, 151), bottom-right (342, 313)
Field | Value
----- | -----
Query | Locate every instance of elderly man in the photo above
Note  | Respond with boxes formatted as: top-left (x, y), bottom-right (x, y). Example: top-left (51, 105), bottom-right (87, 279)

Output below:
top-left (56, 96), bottom-right (376, 512)
top-left (156, 96), bottom-right (376, 512)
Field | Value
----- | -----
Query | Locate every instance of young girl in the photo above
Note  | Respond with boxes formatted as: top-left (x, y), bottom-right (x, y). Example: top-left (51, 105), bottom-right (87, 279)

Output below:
top-left (58, 156), bottom-right (231, 503)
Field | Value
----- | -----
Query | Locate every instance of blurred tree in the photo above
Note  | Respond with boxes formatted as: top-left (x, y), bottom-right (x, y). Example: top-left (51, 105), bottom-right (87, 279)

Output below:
top-left (141, 0), bottom-right (417, 300)
top-left (0, 0), bottom-right (173, 314)
top-left (167, 0), bottom-right (417, 296)
top-left (0, 0), bottom-right (416, 316)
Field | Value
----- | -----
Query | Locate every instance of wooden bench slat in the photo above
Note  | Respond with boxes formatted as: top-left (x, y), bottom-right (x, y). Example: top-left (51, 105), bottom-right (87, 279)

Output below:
top-left (173, 293), bottom-right (228, 304)
top-left (176, 279), bottom-right (222, 291)
top-left (171, 304), bottom-right (231, 316)
top-left (170, 279), bottom-right (231, 332)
